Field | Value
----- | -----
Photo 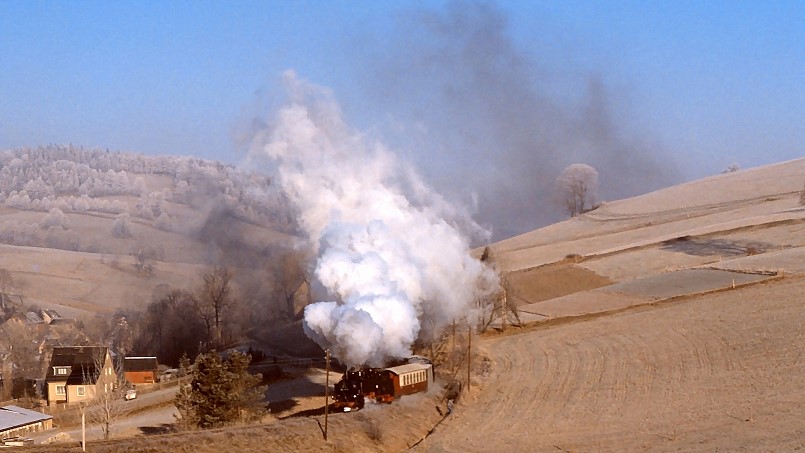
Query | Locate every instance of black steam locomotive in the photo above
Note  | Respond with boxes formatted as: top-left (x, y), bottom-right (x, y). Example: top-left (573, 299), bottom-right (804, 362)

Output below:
top-left (333, 360), bottom-right (433, 412)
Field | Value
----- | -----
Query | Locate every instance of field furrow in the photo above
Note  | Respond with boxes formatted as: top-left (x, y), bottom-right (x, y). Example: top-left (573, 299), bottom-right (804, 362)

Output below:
top-left (416, 277), bottom-right (805, 452)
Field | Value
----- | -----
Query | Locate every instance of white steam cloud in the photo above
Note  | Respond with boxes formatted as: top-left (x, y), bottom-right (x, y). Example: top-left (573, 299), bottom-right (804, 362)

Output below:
top-left (248, 71), bottom-right (498, 366)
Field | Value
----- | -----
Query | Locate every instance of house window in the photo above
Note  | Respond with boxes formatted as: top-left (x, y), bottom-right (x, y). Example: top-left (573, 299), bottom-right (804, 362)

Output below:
top-left (77, 386), bottom-right (85, 396)
top-left (56, 385), bottom-right (66, 395)
top-left (54, 367), bottom-right (69, 375)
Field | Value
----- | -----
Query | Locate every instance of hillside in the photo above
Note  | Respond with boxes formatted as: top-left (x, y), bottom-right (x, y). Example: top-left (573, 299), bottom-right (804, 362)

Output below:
top-left (7, 156), bottom-right (805, 451)
top-left (493, 158), bottom-right (805, 273)
top-left (0, 145), bottom-right (301, 320)
top-left (491, 158), bottom-right (805, 317)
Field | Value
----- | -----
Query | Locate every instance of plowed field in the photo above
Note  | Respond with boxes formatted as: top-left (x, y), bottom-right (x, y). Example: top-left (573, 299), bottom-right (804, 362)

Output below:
top-left (416, 277), bottom-right (805, 452)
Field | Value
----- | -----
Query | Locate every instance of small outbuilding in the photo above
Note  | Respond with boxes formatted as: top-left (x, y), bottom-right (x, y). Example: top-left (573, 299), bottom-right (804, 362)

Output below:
top-left (124, 357), bottom-right (159, 385)
top-left (0, 405), bottom-right (53, 439)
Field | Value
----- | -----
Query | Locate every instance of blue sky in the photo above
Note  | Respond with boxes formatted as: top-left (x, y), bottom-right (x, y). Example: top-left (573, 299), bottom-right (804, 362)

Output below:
top-left (1, 0), bottom-right (803, 184)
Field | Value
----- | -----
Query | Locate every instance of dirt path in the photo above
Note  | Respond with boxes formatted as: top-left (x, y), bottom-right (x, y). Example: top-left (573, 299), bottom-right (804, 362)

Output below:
top-left (416, 277), bottom-right (805, 452)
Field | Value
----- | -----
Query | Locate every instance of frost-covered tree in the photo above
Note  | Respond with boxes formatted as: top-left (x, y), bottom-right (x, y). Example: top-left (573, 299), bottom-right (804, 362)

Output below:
top-left (112, 213), bottom-right (132, 238)
top-left (41, 208), bottom-right (69, 230)
top-left (73, 195), bottom-right (91, 213)
top-left (0, 144), bottom-right (294, 233)
top-left (133, 176), bottom-right (147, 195)
top-left (173, 180), bottom-right (191, 204)
top-left (556, 163), bottom-right (599, 217)
top-left (23, 176), bottom-right (53, 200)
top-left (5, 191), bottom-right (31, 209)
top-left (154, 212), bottom-right (173, 231)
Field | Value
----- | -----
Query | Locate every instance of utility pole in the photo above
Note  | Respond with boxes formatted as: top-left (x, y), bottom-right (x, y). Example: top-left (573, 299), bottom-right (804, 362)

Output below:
top-left (81, 407), bottom-right (86, 452)
top-left (467, 325), bottom-right (472, 392)
top-left (501, 288), bottom-right (507, 331)
top-left (451, 320), bottom-right (457, 374)
top-left (324, 348), bottom-right (330, 441)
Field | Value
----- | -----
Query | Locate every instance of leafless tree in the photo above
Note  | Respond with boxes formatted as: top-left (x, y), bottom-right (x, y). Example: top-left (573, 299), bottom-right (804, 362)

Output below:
top-left (722, 163), bottom-right (741, 174)
top-left (109, 315), bottom-right (135, 358)
top-left (0, 323), bottom-right (41, 377)
top-left (273, 249), bottom-right (310, 320)
top-left (0, 322), bottom-right (42, 399)
top-left (556, 163), bottom-right (599, 217)
top-left (196, 266), bottom-right (235, 346)
top-left (130, 245), bottom-right (161, 277)
top-left (81, 347), bottom-right (126, 440)
top-left (0, 268), bottom-right (17, 313)
top-left (476, 247), bottom-right (518, 332)
top-left (133, 289), bottom-right (205, 367)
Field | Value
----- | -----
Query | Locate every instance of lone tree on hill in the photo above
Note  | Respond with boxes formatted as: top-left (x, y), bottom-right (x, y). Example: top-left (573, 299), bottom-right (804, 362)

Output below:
top-left (174, 351), bottom-right (266, 430)
top-left (556, 163), bottom-right (599, 217)
top-left (721, 162), bottom-right (741, 174)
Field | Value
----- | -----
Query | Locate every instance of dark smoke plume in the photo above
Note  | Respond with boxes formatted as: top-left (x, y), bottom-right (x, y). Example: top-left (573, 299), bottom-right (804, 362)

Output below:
top-left (357, 1), bottom-right (680, 240)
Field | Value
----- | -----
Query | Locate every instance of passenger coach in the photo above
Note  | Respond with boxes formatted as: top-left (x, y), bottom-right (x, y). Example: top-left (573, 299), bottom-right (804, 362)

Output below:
top-left (386, 362), bottom-right (432, 397)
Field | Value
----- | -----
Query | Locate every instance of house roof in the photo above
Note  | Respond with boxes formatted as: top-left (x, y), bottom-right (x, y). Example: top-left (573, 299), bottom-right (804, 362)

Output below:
top-left (65, 363), bottom-right (101, 385)
top-left (124, 357), bottom-right (159, 372)
top-left (46, 346), bottom-right (108, 384)
top-left (0, 405), bottom-right (52, 431)
top-left (24, 312), bottom-right (45, 324)
top-left (7, 311), bottom-right (45, 325)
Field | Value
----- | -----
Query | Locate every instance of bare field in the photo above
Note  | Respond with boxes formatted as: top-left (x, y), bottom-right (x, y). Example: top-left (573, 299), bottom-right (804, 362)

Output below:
top-left (507, 263), bottom-right (611, 306)
top-left (578, 246), bottom-right (719, 282)
top-left (518, 267), bottom-right (775, 320)
top-left (519, 289), bottom-right (649, 318)
top-left (600, 268), bottom-right (771, 300)
top-left (417, 276), bottom-right (805, 452)
top-left (500, 208), bottom-right (803, 273)
top-left (709, 246), bottom-right (805, 275)
top-left (0, 243), bottom-right (206, 316)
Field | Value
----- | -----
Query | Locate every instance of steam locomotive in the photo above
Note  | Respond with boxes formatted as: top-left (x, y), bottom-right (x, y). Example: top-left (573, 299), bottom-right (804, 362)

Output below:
top-left (333, 359), bottom-right (433, 412)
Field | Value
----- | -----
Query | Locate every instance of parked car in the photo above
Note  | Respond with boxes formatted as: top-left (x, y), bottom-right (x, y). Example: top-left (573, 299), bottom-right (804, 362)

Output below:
top-left (124, 389), bottom-right (137, 401)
